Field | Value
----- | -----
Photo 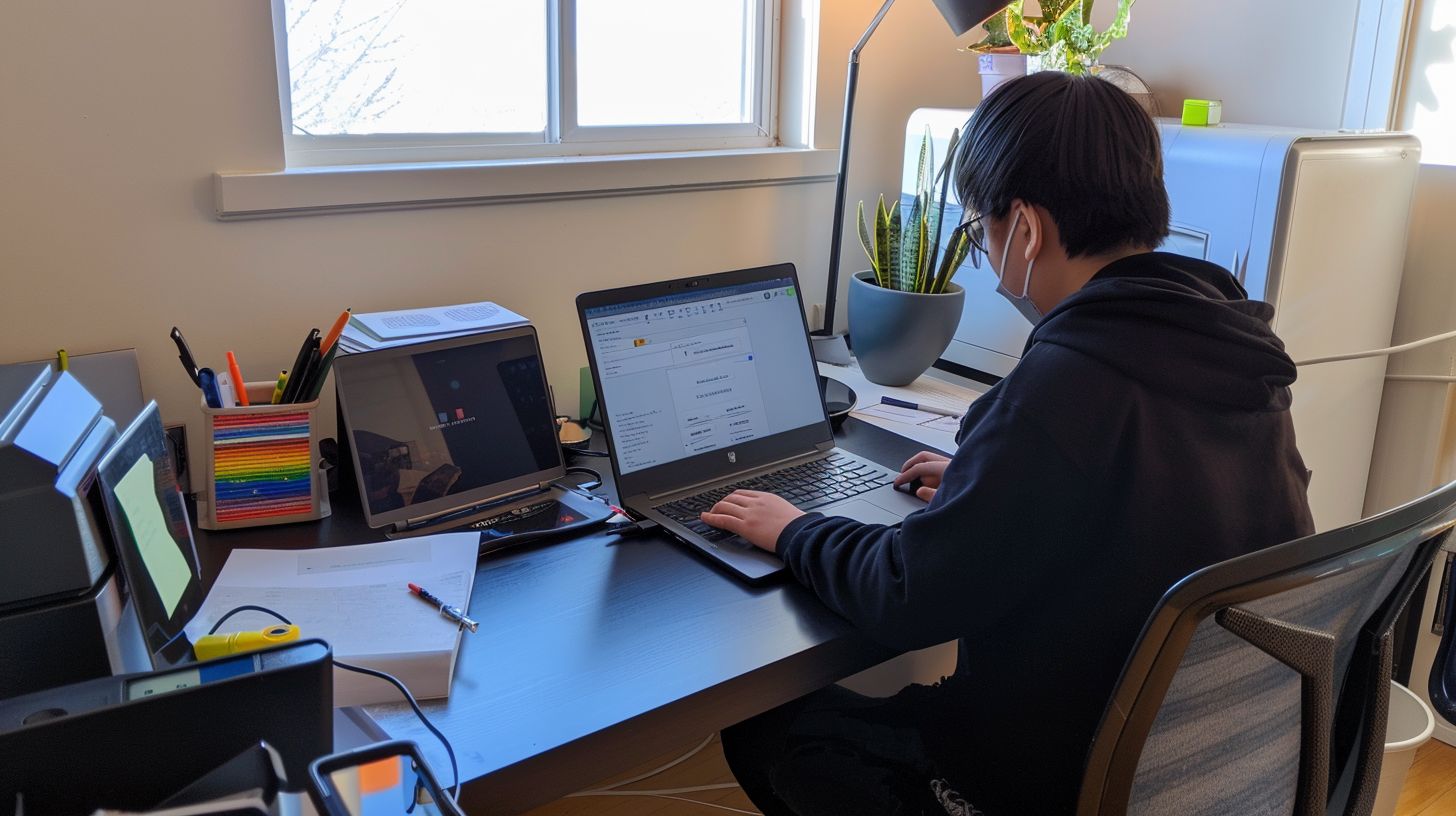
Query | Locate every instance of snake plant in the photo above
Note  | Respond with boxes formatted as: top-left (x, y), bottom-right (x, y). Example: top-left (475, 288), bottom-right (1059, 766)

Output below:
top-left (856, 126), bottom-right (969, 295)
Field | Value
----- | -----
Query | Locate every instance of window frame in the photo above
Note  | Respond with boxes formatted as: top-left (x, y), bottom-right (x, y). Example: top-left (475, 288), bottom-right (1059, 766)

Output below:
top-left (273, 0), bottom-right (781, 168)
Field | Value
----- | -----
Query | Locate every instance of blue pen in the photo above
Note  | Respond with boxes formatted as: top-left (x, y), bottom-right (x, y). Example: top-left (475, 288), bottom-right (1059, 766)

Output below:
top-left (880, 396), bottom-right (962, 419)
top-left (198, 367), bottom-right (224, 409)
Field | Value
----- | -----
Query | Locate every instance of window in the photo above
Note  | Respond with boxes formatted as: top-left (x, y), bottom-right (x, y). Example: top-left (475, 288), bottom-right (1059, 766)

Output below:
top-left (1398, 0), bottom-right (1456, 164)
top-left (274, 0), bottom-right (778, 167)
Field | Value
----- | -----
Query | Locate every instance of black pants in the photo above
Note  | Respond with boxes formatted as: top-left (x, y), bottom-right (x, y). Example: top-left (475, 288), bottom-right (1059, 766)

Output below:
top-left (720, 684), bottom-right (983, 816)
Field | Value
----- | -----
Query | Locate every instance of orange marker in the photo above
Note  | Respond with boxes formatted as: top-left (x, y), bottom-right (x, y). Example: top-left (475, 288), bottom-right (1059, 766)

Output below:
top-left (320, 308), bottom-right (352, 355)
top-left (226, 351), bottom-right (249, 406)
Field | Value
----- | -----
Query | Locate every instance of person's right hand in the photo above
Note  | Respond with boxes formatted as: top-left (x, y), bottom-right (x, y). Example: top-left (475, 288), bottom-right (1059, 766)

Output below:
top-left (894, 451), bottom-right (951, 502)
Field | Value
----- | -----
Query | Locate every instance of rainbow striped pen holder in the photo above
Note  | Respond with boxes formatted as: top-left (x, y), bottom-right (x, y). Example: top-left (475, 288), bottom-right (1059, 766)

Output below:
top-left (196, 382), bottom-right (331, 530)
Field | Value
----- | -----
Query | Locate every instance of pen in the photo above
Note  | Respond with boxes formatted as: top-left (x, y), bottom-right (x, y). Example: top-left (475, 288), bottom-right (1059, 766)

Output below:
top-left (319, 308), bottom-right (351, 356)
top-left (170, 327), bottom-right (201, 386)
top-left (880, 396), bottom-right (962, 419)
top-left (282, 328), bottom-right (319, 403)
top-left (270, 370), bottom-right (289, 405)
top-left (198, 368), bottom-right (223, 409)
top-left (302, 342), bottom-right (340, 402)
top-left (288, 343), bottom-right (321, 404)
top-left (226, 351), bottom-right (249, 406)
top-left (407, 582), bottom-right (479, 633)
top-left (56, 348), bottom-right (68, 372)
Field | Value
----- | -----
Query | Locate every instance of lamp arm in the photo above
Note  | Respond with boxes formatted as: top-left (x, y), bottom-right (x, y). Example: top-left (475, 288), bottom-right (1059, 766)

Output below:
top-left (820, 0), bottom-right (897, 338)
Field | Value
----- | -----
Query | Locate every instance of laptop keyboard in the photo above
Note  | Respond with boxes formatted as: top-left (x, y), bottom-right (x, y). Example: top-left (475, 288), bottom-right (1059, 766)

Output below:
top-left (655, 454), bottom-right (895, 544)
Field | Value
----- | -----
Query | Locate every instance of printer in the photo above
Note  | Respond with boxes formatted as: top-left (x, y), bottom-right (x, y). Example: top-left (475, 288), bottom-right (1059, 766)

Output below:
top-left (0, 363), bottom-right (148, 698)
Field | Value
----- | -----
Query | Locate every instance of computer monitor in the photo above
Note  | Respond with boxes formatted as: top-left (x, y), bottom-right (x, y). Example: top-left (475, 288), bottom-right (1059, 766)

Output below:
top-left (96, 401), bottom-right (204, 668)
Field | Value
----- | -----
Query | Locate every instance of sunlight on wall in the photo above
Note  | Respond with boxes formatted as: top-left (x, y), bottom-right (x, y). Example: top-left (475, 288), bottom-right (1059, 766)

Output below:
top-left (1401, 0), bottom-right (1456, 164)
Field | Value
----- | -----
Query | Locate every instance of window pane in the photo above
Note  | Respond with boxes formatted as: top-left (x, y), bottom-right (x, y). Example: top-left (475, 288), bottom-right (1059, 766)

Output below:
top-left (284, 0), bottom-right (547, 136)
top-left (576, 0), bottom-right (756, 127)
top-left (1400, 0), bottom-right (1456, 164)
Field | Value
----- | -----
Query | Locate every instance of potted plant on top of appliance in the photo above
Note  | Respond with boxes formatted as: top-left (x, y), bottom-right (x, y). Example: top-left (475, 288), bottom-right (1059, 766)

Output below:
top-left (969, 0), bottom-right (1137, 93)
top-left (848, 127), bottom-right (970, 387)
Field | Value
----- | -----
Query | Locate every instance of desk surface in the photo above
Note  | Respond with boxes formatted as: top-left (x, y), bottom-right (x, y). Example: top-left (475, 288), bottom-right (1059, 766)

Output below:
top-left (194, 418), bottom-right (928, 814)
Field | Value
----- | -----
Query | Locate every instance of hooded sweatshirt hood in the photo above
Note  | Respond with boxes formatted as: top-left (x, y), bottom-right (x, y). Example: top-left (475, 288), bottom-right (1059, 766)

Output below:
top-left (1028, 252), bottom-right (1297, 410)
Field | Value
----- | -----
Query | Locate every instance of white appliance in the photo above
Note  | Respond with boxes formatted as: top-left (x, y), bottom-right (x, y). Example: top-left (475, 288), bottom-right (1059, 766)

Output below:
top-left (899, 110), bottom-right (1421, 532)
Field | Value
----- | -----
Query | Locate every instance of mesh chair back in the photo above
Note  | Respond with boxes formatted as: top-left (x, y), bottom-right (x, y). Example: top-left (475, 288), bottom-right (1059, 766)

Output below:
top-left (1077, 480), bottom-right (1456, 816)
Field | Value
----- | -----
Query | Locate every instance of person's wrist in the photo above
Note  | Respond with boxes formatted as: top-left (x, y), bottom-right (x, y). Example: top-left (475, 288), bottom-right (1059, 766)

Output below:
top-left (775, 512), bottom-right (820, 557)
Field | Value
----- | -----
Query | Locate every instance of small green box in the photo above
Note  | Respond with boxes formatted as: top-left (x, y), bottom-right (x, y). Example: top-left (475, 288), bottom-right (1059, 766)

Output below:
top-left (1181, 98), bottom-right (1223, 127)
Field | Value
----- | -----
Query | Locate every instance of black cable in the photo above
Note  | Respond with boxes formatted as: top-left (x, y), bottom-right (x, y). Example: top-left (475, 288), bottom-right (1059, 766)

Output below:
top-left (205, 605), bottom-right (464, 813)
top-left (563, 465), bottom-right (603, 492)
top-left (207, 605), bottom-right (292, 635)
top-left (334, 660), bottom-right (463, 808)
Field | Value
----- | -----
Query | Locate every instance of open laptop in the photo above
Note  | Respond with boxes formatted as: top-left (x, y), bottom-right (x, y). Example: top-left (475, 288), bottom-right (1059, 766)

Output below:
top-left (578, 263), bottom-right (925, 583)
top-left (333, 326), bottom-right (611, 546)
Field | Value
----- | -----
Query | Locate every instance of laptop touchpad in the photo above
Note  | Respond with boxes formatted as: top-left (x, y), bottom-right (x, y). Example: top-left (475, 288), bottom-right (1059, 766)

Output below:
top-left (825, 499), bottom-right (904, 527)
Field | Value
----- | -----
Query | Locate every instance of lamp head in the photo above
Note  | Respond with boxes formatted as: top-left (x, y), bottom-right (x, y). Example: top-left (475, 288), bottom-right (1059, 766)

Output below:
top-left (930, 0), bottom-right (1013, 36)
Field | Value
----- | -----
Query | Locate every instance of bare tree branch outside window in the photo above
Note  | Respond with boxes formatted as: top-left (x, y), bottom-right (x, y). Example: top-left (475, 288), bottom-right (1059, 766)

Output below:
top-left (286, 0), bottom-right (409, 135)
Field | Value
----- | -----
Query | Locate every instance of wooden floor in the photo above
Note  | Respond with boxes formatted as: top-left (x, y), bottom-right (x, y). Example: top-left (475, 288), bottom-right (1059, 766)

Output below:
top-left (521, 735), bottom-right (1456, 815)
top-left (1397, 739), bottom-right (1456, 816)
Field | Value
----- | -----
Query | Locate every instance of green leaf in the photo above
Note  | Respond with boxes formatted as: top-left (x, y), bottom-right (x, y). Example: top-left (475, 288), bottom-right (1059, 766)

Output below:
top-left (1094, 0), bottom-right (1136, 51)
top-left (887, 202), bottom-right (902, 289)
top-left (1005, 2), bottom-right (1044, 55)
top-left (875, 195), bottom-right (892, 288)
top-left (857, 199), bottom-right (877, 277)
top-left (900, 194), bottom-right (922, 291)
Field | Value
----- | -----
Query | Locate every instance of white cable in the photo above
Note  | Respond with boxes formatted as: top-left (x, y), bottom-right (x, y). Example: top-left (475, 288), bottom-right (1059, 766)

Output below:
top-left (1387, 374), bottom-right (1456, 383)
top-left (569, 783), bottom-right (744, 796)
top-left (1294, 328), bottom-right (1456, 367)
top-left (573, 733), bottom-right (717, 793)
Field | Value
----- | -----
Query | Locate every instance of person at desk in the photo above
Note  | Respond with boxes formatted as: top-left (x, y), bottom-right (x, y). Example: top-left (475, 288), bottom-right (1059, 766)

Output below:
top-left (701, 73), bottom-right (1314, 815)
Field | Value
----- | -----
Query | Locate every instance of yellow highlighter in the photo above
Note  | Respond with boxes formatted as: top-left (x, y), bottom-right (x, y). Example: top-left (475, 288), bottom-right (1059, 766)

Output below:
top-left (193, 624), bottom-right (301, 661)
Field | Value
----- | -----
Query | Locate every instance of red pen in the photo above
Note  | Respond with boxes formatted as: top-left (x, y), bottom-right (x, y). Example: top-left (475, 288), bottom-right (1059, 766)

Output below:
top-left (408, 582), bottom-right (479, 633)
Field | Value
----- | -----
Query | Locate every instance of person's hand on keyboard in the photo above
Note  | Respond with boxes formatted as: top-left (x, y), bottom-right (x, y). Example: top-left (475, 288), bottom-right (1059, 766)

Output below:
top-left (894, 451), bottom-right (951, 502)
top-left (700, 490), bottom-right (805, 553)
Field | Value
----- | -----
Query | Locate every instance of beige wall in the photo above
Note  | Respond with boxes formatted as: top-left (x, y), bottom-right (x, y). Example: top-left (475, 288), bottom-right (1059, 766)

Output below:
top-left (0, 0), bottom-right (979, 450)
top-left (1100, 0), bottom-right (1362, 128)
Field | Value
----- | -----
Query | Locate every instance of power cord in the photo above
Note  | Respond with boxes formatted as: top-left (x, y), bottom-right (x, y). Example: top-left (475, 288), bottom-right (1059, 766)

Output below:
top-left (205, 605), bottom-right (464, 814)
top-left (564, 733), bottom-right (759, 814)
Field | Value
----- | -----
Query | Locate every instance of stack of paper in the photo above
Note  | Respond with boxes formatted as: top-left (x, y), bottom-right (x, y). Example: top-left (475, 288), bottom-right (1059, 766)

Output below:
top-left (184, 534), bottom-right (480, 706)
top-left (817, 360), bottom-right (987, 454)
top-left (338, 301), bottom-right (529, 353)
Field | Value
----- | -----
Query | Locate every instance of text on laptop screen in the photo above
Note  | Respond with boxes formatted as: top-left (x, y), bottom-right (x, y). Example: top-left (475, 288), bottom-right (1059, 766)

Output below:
top-left (342, 335), bottom-right (560, 516)
top-left (584, 277), bottom-right (825, 474)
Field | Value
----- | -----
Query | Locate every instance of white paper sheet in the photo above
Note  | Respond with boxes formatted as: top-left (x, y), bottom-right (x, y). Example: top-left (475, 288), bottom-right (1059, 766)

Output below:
top-left (186, 534), bottom-right (480, 704)
top-left (818, 360), bottom-right (987, 454)
top-left (349, 301), bottom-right (528, 342)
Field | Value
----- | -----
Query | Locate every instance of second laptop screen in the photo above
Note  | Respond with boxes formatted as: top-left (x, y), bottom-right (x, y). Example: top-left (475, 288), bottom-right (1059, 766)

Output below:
top-left (584, 277), bottom-right (825, 475)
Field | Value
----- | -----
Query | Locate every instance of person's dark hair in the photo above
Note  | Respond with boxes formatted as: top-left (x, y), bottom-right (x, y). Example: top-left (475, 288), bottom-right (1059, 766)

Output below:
top-left (954, 72), bottom-right (1170, 258)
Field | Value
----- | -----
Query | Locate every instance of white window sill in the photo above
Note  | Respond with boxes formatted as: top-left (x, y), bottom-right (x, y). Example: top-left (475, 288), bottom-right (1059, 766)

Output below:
top-left (213, 147), bottom-right (838, 220)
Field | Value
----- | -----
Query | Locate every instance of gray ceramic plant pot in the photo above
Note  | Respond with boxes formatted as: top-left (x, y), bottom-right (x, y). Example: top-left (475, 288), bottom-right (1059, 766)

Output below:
top-left (848, 270), bottom-right (966, 386)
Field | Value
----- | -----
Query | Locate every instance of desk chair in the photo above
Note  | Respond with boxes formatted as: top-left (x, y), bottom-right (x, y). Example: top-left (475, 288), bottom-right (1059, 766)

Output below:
top-left (1074, 480), bottom-right (1456, 816)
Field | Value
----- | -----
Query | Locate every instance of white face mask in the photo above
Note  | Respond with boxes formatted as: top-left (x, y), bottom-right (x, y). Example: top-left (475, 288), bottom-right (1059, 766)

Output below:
top-left (994, 210), bottom-right (1043, 324)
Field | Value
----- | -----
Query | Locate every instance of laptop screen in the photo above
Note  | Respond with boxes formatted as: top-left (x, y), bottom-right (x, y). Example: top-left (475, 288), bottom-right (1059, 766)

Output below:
top-left (582, 276), bottom-right (825, 475)
top-left (335, 329), bottom-right (562, 525)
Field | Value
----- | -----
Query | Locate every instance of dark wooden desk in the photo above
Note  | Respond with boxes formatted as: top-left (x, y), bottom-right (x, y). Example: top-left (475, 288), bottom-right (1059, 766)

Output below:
top-left (193, 418), bottom-right (927, 814)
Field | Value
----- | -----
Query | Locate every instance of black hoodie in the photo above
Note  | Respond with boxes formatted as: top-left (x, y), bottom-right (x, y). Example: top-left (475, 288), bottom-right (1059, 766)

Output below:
top-left (776, 252), bottom-right (1314, 814)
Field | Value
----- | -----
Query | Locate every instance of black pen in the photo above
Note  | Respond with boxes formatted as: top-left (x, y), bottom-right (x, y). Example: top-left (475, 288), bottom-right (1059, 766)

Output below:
top-left (280, 329), bottom-right (319, 403)
top-left (170, 327), bottom-right (201, 387)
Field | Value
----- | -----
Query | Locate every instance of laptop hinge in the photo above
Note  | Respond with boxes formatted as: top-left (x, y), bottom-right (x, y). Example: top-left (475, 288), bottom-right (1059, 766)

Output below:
top-left (646, 448), bottom-right (827, 501)
top-left (395, 483), bottom-right (549, 533)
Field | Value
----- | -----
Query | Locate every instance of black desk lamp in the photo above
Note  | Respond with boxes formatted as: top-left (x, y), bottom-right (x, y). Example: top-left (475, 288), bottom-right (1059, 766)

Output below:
top-left (812, 0), bottom-right (1011, 364)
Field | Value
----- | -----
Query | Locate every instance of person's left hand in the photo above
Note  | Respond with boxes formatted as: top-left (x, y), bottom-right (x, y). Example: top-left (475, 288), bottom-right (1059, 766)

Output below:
top-left (700, 490), bottom-right (805, 553)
